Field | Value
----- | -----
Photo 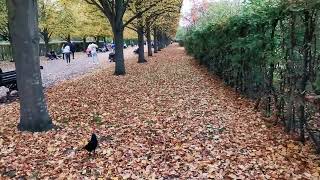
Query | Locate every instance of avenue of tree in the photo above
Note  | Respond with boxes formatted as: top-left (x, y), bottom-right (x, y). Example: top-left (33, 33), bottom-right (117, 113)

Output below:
top-left (3, 0), bottom-right (181, 132)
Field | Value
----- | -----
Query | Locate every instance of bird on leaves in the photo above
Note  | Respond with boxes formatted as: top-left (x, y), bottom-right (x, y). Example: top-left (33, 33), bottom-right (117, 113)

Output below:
top-left (83, 133), bottom-right (98, 155)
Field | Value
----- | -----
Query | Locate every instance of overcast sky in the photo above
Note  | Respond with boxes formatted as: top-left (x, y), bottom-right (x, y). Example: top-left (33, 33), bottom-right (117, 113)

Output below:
top-left (179, 0), bottom-right (210, 26)
top-left (181, 0), bottom-right (193, 14)
top-left (179, 0), bottom-right (193, 26)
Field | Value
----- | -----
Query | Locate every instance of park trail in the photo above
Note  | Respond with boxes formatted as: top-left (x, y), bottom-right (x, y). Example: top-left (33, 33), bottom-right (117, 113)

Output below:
top-left (0, 44), bottom-right (319, 179)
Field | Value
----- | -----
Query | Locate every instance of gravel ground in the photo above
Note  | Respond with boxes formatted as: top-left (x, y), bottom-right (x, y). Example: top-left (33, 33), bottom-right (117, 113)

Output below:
top-left (0, 46), bottom-right (139, 97)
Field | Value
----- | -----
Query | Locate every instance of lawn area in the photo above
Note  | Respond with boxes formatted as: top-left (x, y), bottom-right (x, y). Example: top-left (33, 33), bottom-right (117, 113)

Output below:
top-left (0, 44), bottom-right (319, 179)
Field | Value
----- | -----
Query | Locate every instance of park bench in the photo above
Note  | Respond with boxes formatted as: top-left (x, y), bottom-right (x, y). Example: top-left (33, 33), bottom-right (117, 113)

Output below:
top-left (0, 68), bottom-right (18, 95)
top-left (0, 66), bottom-right (43, 96)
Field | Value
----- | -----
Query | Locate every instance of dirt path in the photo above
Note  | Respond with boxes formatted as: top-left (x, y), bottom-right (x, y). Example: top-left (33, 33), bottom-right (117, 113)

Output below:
top-left (0, 44), bottom-right (319, 179)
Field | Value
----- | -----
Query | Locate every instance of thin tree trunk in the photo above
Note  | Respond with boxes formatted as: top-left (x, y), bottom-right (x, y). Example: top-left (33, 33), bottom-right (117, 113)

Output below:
top-left (67, 34), bottom-right (71, 42)
top-left (42, 31), bottom-right (50, 55)
top-left (7, 0), bottom-right (53, 132)
top-left (159, 32), bottom-right (165, 49)
top-left (298, 11), bottom-right (314, 142)
top-left (44, 38), bottom-right (49, 55)
top-left (153, 27), bottom-right (158, 53)
top-left (95, 36), bottom-right (99, 45)
top-left (158, 31), bottom-right (162, 51)
top-left (82, 37), bottom-right (87, 52)
top-left (137, 18), bottom-right (146, 63)
top-left (146, 26), bottom-right (152, 57)
top-left (113, 23), bottom-right (125, 75)
top-left (287, 13), bottom-right (296, 132)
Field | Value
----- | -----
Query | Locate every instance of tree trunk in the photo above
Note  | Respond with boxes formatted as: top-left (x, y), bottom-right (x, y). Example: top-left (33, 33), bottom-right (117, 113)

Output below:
top-left (82, 37), bottom-right (87, 52)
top-left (95, 36), bottom-right (99, 45)
top-left (66, 34), bottom-right (71, 42)
top-left (113, 23), bottom-right (125, 75)
top-left (137, 18), bottom-right (146, 63)
top-left (157, 31), bottom-right (162, 51)
top-left (146, 26), bottom-right (152, 57)
top-left (298, 11), bottom-right (315, 142)
top-left (7, 0), bottom-right (53, 132)
top-left (158, 32), bottom-right (165, 50)
top-left (287, 13), bottom-right (296, 132)
top-left (42, 30), bottom-right (50, 55)
top-left (153, 27), bottom-right (158, 53)
top-left (44, 38), bottom-right (49, 55)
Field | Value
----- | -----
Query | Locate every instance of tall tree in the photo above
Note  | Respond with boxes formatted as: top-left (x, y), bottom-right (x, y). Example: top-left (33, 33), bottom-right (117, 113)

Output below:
top-left (6, 0), bottom-right (53, 132)
top-left (55, 1), bottom-right (76, 42)
top-left (84, 0), bottom-right (162, 75)
top-left (126, 0), bottom-right (182, 61)
top-left (38, 0), bottom-right (60, 54)
top-left (72, 1), bottom-right (112, 49)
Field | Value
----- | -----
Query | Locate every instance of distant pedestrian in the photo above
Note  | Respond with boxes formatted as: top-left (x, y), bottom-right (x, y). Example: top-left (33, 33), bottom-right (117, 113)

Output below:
top-left (68, 41), bottom-right (76, 59)
top-left (88, 43), bottom-right (99, 64)
top-left (61, 44), bottom-right (65, 60)
top-left (63, 44), bottom-right (71, 64)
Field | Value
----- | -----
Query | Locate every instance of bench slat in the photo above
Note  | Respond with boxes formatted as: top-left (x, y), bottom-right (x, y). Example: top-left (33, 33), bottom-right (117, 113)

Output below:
top-left (3, 74), bottom-right (16, 78)
top-left (3, 75), bottom-right (16, 79)
top-left (0, 70), bottom-right (16, 88)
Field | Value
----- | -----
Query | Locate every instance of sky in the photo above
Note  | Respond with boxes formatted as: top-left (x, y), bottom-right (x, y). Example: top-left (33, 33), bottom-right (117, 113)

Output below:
top-left (181, 0), bottom-right (193, 14)
top-left (179, 0), bottom-right (194, 26)
top-left (179, 0), bottom-right (211, 26)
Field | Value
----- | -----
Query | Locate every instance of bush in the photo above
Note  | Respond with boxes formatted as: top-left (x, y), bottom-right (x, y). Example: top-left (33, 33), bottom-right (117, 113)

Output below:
top-left (183, 0), bottom-right (320, 152)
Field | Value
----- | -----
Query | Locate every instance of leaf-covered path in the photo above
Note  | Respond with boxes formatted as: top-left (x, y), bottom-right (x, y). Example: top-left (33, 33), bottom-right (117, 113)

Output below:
top-left (0, 44), bottom-right (319, 179)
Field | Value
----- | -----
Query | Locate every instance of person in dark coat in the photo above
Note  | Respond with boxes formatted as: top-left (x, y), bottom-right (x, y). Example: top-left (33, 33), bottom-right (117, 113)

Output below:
top-left (68, 41), bottom-right (76, 59)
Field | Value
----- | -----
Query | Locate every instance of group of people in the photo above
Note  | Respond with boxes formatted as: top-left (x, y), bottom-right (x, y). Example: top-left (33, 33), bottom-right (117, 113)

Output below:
top-left (62, 42), bottom-right (76, 64)
top-left (47, 41), bottom-right (119, 64)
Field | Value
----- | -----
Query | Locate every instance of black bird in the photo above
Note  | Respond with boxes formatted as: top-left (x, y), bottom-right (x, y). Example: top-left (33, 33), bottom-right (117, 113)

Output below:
top-left (83, 133), bottom-right (98, 155)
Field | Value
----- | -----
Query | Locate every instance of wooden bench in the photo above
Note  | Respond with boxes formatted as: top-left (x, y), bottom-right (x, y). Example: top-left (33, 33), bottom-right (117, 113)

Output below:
top-left (0, 68), bottom-right (18, 95)
top-left (0, 66), bottom-right (43, 96)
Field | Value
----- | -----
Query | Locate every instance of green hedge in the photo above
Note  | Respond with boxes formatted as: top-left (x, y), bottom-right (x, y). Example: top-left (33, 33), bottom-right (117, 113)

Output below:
top-left (183, 0), bottom-right (320, 152)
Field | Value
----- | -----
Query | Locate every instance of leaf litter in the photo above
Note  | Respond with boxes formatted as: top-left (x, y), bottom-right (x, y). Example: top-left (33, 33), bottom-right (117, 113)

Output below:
top-left (0, 44), bottom-right (319, 179)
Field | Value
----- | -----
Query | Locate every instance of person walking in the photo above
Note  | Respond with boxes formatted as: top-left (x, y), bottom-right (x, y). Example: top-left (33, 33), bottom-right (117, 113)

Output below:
top-left (61, 44), bottom-right (65, 60)
top-left (63, 44), bottom-right (71, 64)
top-left (68, 41), bottom-right (76, 59)
top-left (88, 43), bottom-right (99, 64)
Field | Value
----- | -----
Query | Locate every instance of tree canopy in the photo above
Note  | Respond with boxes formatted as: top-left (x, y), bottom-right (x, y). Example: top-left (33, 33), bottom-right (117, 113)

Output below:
top-left (0, 0), bottom-right (9, 41)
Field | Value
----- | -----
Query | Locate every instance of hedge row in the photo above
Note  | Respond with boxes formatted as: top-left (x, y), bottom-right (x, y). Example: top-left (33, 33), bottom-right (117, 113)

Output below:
top-left (183, 0), bottom-right (320, 152)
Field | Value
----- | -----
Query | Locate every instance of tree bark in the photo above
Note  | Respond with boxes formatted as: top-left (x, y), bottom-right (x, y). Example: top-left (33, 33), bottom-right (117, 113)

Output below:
top-left (298, 10), bottom-right (315, 142)
top-left (95, 36), bottom-right (99, 45)
top-left (41, 29), bottom-right (50, 55)
top-left (146, 26), bottom-right (152, 57)
top-left (7, 0), bottom-right (53, 132)
top-left (158, 32), bottom-right (164, 50)
top-left (113, 22), bottom-right (126, 75)
top-left (66, 34), bottom-right (71, 42)
top-left (137, 18), bottom-right (146, 63)
top-left (153, 27), bottom-right (158, 53)
top-left (82, 37), bottom-right (87, 52)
